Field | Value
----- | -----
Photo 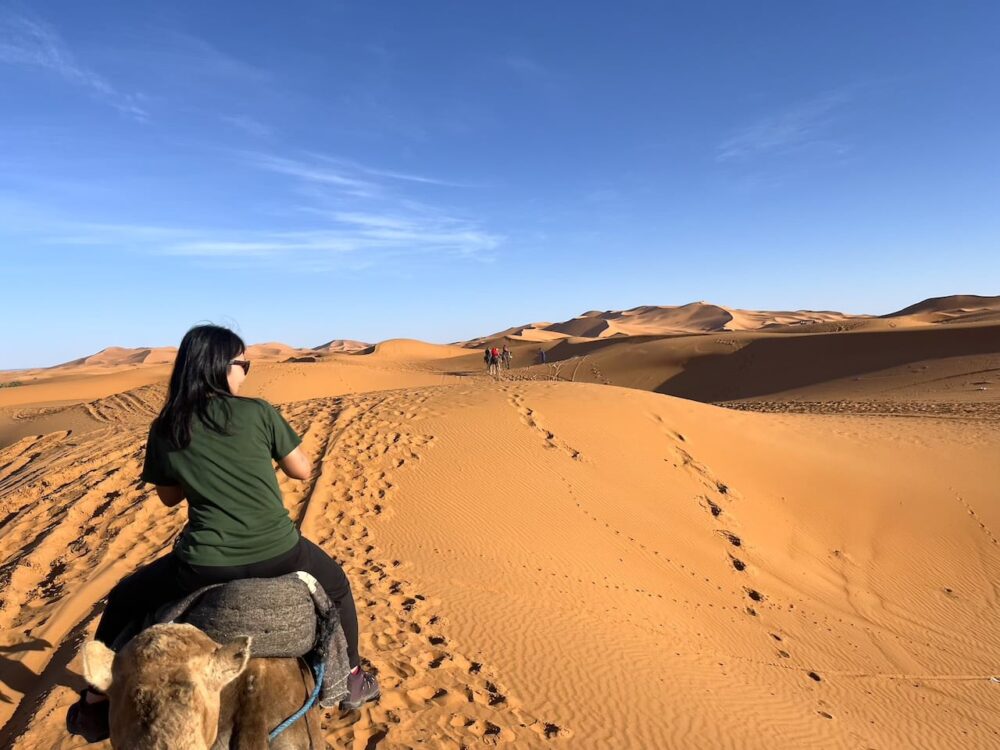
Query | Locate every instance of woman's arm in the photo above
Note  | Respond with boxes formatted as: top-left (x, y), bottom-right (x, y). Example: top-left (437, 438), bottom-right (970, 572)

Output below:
top-left (277, 446), bottom-right (312, 480)
top-left (155, 485), bottom-right (186, 508)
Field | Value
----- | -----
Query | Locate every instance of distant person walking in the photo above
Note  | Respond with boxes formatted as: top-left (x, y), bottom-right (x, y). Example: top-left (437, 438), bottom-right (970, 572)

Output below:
top-left (483, 346), bottom-right (492, 372)
top-left (488, 346), bottom-right (501, 377)
top-left (538, 348), bottom-right (547, 364)
top-left (501, 345), bottom-right (512, 370)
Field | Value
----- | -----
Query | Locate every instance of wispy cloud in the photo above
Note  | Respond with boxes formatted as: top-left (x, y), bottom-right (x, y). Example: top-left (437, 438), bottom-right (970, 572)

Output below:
top-left (221, 114), bottom-right (272, 138)
top-left (0, 9), bottom-right (146, 120)
top-left (17, 151), bottom-right (501, 268)
top-left (357, 165), bottom-right (470, 188)
top-left (159, 32), bottom-right (271, 85)
top-left (245, 153), bottom-right (376, 196)
top-left (43, 218), bottom-right (500, 265)
top-left (244, 151), bottom-right (475, 200)
top-left (716, 91), bottom-right (851, 163)
top-left (299, 152), bottom-right (471, 189)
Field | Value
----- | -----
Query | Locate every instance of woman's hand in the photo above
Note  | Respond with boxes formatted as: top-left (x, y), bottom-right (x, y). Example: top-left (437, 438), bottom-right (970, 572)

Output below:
top-left (277, 446), bottom-right (312, 480)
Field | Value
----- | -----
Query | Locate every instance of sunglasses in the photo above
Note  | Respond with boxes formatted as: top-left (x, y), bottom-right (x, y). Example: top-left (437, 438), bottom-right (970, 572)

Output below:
top-left (230, 359), bottom-right (251, 375)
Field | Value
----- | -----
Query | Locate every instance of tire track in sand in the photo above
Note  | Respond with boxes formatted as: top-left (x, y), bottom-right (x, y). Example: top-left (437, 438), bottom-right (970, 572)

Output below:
top-left (1, 387), bottom-right (568, 748)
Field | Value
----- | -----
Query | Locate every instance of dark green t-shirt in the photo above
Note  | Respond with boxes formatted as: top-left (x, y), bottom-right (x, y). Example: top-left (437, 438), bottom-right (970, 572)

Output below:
top-left (141, 397), bottom-right (302, 567)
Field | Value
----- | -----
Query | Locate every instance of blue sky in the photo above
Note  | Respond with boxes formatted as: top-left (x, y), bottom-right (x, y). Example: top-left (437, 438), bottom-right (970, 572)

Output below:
top-left (2, 1), bottom-right (998, 368)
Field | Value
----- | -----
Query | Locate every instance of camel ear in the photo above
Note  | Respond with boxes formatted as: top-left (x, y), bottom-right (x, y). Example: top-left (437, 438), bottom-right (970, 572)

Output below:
top-left (82, 641), bottom-right (115, 693)
top-left (206, 636), bottom-right (251, 691)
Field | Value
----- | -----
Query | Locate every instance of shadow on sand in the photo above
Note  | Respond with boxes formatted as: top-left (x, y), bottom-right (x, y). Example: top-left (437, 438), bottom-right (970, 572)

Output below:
top-left (657, 324), bottom-right (1000, 402)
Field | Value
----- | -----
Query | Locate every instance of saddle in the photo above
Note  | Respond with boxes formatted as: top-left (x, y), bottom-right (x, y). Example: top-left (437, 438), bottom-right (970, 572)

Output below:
top-left (122, 572), bottom-right (351, 707)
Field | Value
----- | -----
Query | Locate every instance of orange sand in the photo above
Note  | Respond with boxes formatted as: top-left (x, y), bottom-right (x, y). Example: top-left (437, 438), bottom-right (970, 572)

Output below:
top-left (1, 297), bottom-right (999, 748)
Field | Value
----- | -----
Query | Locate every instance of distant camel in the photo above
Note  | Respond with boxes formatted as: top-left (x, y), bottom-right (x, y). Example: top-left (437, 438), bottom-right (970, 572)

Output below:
top-left (82, 623), bottom-right (322, 749)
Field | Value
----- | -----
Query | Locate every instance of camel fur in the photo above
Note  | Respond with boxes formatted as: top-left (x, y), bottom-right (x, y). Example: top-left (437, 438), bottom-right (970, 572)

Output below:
top-left (82, 623), bottom-right (323, 749)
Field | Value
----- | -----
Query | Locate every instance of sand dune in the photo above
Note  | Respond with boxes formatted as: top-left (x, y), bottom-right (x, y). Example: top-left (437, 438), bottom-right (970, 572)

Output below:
top-left (511, 328), bottom-right (571, 342)
top-left (360, 338), bottom-right (475, 361)
top-left (2, 375), bottom-right (999, 748)
top-left (525, 322), bottom-right (1000, 404)
top-left (55, 347), bottom-right (177, 369)
top-left (885, 293), bottom-right (1000, 321)
top-left (469, 295), bottom-right (1000, 346)
top-left (0, 367), bottom-right (171, 409)
top-left (0, 358), bottom-right (466, 451)
top-left (30, 338), bottom-right (371, 376)
top-left (243, 342), bottom-right (305, 361)
top-left (526, 302), bottom-right (860, 339)
top-left (2, 295), bottom-right (999, 748)
top-left (313, 339), bottom-right (371, 353)
top-left (543, 315), bottom-right (623, 338)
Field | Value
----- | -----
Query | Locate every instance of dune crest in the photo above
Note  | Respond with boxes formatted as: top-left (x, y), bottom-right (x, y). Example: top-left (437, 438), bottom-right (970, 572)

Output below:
top-left (361, 338), bottom-right (473, 360)
top-left (1, 293), bottom-right (999, 748)
top-left (314, 338), bottom-right (371, 353)
top-left (466, 294), bottom-right (1000, 347)
top-left (2, 379), bottom-right (998, 748)
top-left (55, 346), bottom-right (177, 369)
top-left (884, 294), bottom-right (1000, 324)
top-left (471, 302), bottom-right (861, 344)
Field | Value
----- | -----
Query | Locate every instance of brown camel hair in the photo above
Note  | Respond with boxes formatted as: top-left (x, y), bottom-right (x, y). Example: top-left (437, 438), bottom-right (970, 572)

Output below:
top-left (82, 623), bottom-right (323, 749)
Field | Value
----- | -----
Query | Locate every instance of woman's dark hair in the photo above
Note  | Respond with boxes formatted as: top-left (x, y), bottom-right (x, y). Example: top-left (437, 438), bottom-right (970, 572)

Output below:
top-left (155, 325), bottom-right (246, 449)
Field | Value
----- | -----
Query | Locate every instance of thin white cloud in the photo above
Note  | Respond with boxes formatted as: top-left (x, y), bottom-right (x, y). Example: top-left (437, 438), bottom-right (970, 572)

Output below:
top-left (716, 91), bottom-right (851, 163)
top-left (9, 148), bottom-right (500, 268)
top-left (362, 166), bottom-right (465, 187)
top-left (0, 9), bottom-right (147, 120)
top-left (246, 153), bottom-right (376, 195)
top-left (30, 205), bottom-right (500, 266)
top-left (305, 152), bottom-right (470, 188)
top-left (44, 222), bottom-right (190, 245)
top-left (326, 212), bottom-right (416, 230)
top-left (221, 114), bottom-right (272, 138)
top-left (159, 32), bottom-right (271, 85)
top-left (164, 224), bottom-right (500, 258)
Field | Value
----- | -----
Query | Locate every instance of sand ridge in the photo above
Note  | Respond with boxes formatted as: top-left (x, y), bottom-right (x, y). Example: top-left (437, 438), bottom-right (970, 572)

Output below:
top-left (3, 378), bottom-right (998, 747)
top-left (0, 386), bottom-right (567, 749)
top-left (466, 296), bottom-right (1000, 347)
top-left (1, 297), bottom-right (999, 748)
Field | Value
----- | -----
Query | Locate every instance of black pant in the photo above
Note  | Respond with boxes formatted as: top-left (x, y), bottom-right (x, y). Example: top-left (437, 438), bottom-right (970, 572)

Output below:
top-left (94, 536), bottom-right (361, 668)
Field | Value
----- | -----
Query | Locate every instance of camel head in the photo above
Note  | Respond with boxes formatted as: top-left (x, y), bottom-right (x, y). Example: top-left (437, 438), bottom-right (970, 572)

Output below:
top-left (82, 623), bottom-right (251, 750)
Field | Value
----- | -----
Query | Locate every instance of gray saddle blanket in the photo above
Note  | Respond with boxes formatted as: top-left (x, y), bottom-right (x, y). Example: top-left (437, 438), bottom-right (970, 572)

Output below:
top-left (155, 572), bottom-right (350, 707)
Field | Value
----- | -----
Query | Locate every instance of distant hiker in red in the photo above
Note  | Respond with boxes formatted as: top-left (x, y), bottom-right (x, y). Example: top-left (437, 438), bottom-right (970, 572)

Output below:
top-left (488, 346), bottom-right (501, 377)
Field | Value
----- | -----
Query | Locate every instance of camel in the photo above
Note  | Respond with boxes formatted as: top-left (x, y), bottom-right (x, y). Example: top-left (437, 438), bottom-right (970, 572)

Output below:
top-left (82, 623), bottom-right (323, 749)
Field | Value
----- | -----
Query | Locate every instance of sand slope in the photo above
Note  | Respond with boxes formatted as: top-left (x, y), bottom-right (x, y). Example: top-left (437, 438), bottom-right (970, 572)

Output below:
top-left (1, 375), bottom-right (999, 748)
top-left (55, 347), bottom-right (177, 369)
top-left (507, 303), bottom-right (860, 340)
top-left (369, 382), bottom-right (1000, 748)
top-left (314, 339), bottom-right (371, 353)
top-left (467, 295), bottom-right (1000, 348)
top-left (2, 298), bottom-right (1000, 748)
top-left (524, 323), bottom-right (1000, 405)
top-left (360, 339), bottom-right (474, 361)
top-left (0, 357), bottom-right (466, 451)
top-left (885, 294), bottom-right (1000, 323)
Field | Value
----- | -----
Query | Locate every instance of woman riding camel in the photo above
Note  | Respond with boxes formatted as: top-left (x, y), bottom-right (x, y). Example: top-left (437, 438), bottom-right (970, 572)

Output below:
top-left (68, 324), bottom-right (379, 740)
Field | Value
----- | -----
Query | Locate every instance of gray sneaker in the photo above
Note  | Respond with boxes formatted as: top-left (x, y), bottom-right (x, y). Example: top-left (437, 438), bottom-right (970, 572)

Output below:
top-left (341, 668), bottom-right (380, 710)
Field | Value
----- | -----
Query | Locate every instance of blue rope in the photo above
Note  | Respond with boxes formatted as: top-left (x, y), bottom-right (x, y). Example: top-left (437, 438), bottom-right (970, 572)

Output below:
top-left (268, 660), bottom-right (326, 743)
